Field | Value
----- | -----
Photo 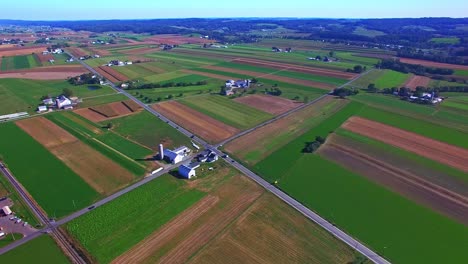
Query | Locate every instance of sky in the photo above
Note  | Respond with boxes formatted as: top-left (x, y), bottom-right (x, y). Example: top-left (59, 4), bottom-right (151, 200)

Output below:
top-left (2, 0), bottom-right (467, 20)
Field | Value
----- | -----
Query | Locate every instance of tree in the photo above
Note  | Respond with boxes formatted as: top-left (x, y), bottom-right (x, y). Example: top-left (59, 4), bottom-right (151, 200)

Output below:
top-left (353, 65), bottom-right (363, 73)
top-left (329, 51), bottom-right (335, 57)
top-left (63, 88), bottom-right (73, 97)
top-left (315, 136), bottom-right (326, 144)
top-left (367, 83), bottom-right (378, 93)
top-left (107, 122), bottom-right (113, 129)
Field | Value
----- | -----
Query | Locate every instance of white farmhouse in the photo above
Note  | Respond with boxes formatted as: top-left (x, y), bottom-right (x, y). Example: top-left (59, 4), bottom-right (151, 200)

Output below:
top-left (56, 95), bottom-right (72, 109)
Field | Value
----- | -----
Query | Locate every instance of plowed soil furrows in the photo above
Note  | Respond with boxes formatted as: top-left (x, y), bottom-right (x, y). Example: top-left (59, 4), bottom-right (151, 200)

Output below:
top-left (400, 58), bottom-right (468, 71)
top-left (36, 53), bottom-right (55, 63)
top-left (152, 101), bottom-right (240, 143)
top-left (111, 195), bottom-right (220, 264)
top-left (67, 47), bottom-right (89, 58)
top-left (16, 117), bottom-right (135, 194)
top-left (234, 94), bottom-right (302, 115)
top-left (94, 67), bottom-right (119, 83)
top-left (319, 139), bottom-right (468, 225)
top-left (0, 46), bottom-right (46, 57)
top-left (97, 66), bottom-right (129, 82)
top-left (204, 65), bottom-right (336, 90)
top-left (404, 75), bottom-right (431, 89)
top-left (342, 117), bottom-right (468, 172)
top-left (232, 58), bottom-right (357, 79)
top-left (75, 101), bottom-right (142, 122)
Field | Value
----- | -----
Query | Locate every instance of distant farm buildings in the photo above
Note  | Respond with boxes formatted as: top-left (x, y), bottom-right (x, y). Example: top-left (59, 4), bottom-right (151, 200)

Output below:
top-left (56, 95), bottom-right (72, 109)
top-left (197, 149), bottom-right (218, 163)
top-left (1, 206), bottom-right (12, 216)
top-left (224, 79), bottom-right (251, 96)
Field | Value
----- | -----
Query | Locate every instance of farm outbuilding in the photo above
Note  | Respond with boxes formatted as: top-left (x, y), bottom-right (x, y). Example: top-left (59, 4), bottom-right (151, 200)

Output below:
top-left (163, 146), bottom-right (190, 164)
top-left (1, 206), bottom-right (12, 215)
top-left (178, 163), bottom-right (200, 179)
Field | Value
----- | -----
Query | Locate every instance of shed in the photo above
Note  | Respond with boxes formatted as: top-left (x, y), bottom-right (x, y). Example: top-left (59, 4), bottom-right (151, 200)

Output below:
top-left (178, 163), bottom-right (201, 179)
top-left (2, 206), bottom-right (12, 215)
top-left (37, 105), bottom-right (48, 112)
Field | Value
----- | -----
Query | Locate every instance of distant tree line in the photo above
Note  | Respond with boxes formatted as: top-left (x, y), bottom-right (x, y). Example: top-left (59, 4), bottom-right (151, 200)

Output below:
top-left (127, 80), bottom-right (208, 90)
top-left (332, 87), bottom-right (359, 98)
top-left (303, 136), bottom-right (327, 153)
top-left (346, 65), bottom-right (366, 73)
top-left (377, 59), bottom-right (454, 75)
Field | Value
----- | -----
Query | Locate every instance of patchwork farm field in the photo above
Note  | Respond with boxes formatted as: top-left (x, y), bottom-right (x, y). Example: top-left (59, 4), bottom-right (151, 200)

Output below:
top-left (234, 94), bottom-right (302, 115)
top-left (179, 95), bottom-right (273, 130)
top-left (225, 96), bottom-right (348, 165)
top-left (0, 55), bottom-right (41, 71)
top-left (74, 100), bottom-right (142, 122)
top-left (373, 70), bottom-right (410, 89)
top-left (16, 117), bottom-right (138, 195)
top-left (66, 175), bottom-right (206, 263)
top-left (0, 78), bottom-right (115, 115)
top-left (108, 110), bottom-right (191, 150)
top-left (253, 103), bottom-right (468, 263)
top-left (152, 101), bottom-right (240, 143)
top-left (0, 122), bottom-right (99, 218)
top-left (0, 235), bottom-right (70, 264)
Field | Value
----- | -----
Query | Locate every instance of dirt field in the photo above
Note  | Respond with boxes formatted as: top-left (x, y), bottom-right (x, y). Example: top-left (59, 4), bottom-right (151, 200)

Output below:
top-left (232, 58), bottom-right (357, 79)
top-left (74, 100), bottom-right (142, 122)
top-left (225, 96), bottom-right (347, 164)
top-left (113, 175), bottom-right (263, 264)
top-left (205, 65), bottom-right (336, 90)
top-left (319, 135), bottom-right (468, 224)
top-left (399, 58), bottom-right (468, 71)
top-left (67, 47), bottom-right (89, 58)
top-left (0, 46), bottom-right (46, 57)
top-left (403, 75), bottom-right (431, 89)
top-left (152, 101), bottom-right (240, 143)
top-left (234, 94), bottom-right (302, 115)
top-left (0, 65), bottom-right (88, 80)
top-left (36, 53), bottom-right (55, 63)
top-left (16, 117), bottom-right (135, 194)
top-left (97, 66), bottom-right (129, 82)
top-left (94, 67), bottom-right (119, 83)
top-left (342, 117), bottom-right (468, 172)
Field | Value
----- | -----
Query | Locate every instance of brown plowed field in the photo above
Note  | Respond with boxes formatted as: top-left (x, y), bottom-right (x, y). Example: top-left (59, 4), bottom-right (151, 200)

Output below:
top-left (225, 97), bottom-right (347, 165)
top-left (97, 66), bottom-right (129, 82)
top-left (319, 136), bottom-right (468, 224)
top-left (0, 65), bottom-right (88, 80)
top-left (403, 75), bottom-right (431, 89)
top-left (16, 117), bottom-right (135, 194)
top-left (94, 67), bottom-right (119, 83)
top-left (205, 65), bottom-right (336, 90)
top-left (152, 101), bottom-right (240, 143)
top-left (112, 195), bottom-right (220, 264)
top-left (36, 53), bottom-right (55, 63)
top-left (0, 46), bottom-right (46, 57)
top-left (181, 69), bottom-right (234, 81)
top-left (400, 58), bottom-right (468, 71)
top-left (342, 117), bottom-right (468, 172)
top-left (67, 47), bottom-right (89, 57)
top-left (232, 58), bottom-right (357, 79)
top-left (234, 94), bottom-right (302, 115)
top-left (74, 100), bottom-right (142, 122)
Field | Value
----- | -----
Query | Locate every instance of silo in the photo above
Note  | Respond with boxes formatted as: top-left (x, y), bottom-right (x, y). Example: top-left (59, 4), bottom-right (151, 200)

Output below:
top-left (159, 144), bottom-right (164, 160)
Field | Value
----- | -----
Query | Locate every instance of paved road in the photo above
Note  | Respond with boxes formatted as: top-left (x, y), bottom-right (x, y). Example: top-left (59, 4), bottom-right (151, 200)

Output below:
top-left (2, 55), bottom-right (389, 263)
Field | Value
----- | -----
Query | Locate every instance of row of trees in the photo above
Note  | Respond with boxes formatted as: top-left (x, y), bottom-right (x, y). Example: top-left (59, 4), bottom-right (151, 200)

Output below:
top-left (68, 73), bottom-right (100, 86)
top-left (332, 87), bottom-right (359, 98)
top-left (346, 65), bottom-right (366, 73)
top-left (303, 136), bottom-right (327, 153)
top-left (127, 80), bottom-right (208, 90)
top-left (377, 59), bottom-right (454, 75)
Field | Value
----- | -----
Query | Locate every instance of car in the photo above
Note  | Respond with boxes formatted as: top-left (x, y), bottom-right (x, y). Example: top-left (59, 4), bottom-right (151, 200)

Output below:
top-left (88, 205), bottom-right (96, 210)
top-left (16, 219), bottom-right (22, 224)
top-left (23, 222), bottom-right (28, 227)
top-left (223, 154), bottom-right (229, 158)
top-left (190, 135), bottom-right (194, 139)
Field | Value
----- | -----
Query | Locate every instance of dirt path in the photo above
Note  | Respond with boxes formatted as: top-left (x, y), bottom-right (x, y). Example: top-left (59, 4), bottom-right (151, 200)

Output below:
top-left (204, 65), bottom-right (336, 90)
top-left (342, 117), bottom-right (468, 172)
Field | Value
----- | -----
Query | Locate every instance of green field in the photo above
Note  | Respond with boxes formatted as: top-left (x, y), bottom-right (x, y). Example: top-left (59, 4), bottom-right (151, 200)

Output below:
top-left (79, 93), bottom-right (127, 108)
top-left (0, 235), bottom-right (70, 264)
top-left (353, 26), bottom-right (386, 37)
top-left (66, 175), bottom-right (205, 263)
top-left (179, 95), bottom-right (273, 130)
top-left (454, 69), bottom-right (468, 76)
top-left (0, 78), bottom-right (117, 115)
top-left (253, 102), bottom-right (468, 263)
top-left (108, 110), bottom-right (191, 150)
top-left (95, 132), bottom-right (153, 161)
top-left (0, 122), bottom-right (99, 218)
top-left (373, 70), bottom-right (410, 88)
top-left (131, 83), bottom-right (218, 102)
top-left (0, 233), bottom-right (23, 248)
top-left (0, 55), bottom-right (40, 71)
top-left (430, 37), bottom-right (460, 44)
top-left (46, 112), bottom-right (147, 176)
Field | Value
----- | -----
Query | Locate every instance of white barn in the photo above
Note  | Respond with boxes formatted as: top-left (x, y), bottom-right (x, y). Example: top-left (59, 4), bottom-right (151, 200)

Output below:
top-left (56, 95), bottom-right (72, 109)
top-left (163, 146), bottom-right (190, 164)
top-left (1, 206), bottom-right (12, 215)
top-left (178, 163), bottom-right (200, 179)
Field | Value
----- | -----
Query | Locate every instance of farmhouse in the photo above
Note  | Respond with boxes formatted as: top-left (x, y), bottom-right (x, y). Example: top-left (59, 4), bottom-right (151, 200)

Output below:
top-left (56, 95), bottom-right (72, 109)
top-left (37, 105), bottom-right (48, 112)
top-left (42, 98), bottom-right (54, 105)
top-left (197, 149), bottom-right (219, 163)
top-left (224, 79), bottom-right (251, 96)
top-left (178, 163), bottom-right (201, 179)
top-left (163, 146), bottom-right (191, 164)
top-left (1, 206), bottom-right (12, 216)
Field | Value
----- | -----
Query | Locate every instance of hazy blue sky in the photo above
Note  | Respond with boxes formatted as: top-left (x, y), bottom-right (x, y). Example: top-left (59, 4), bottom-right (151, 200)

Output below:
top-left (3, 0), bottom-right (466, 20)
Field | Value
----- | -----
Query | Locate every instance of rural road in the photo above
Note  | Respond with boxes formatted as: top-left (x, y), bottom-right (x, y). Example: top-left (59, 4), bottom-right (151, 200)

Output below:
top-left (2, 54), bottom-right (389, 264)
